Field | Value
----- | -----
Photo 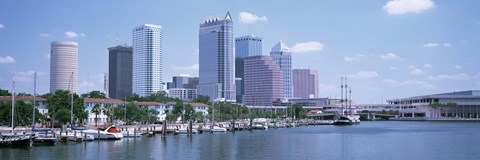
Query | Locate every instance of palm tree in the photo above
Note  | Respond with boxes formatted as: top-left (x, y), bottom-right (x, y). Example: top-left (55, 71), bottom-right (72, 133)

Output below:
top-left (102, 104), bottom-right (113, 125)
top-left (92, 104), bottom-right (101, 127)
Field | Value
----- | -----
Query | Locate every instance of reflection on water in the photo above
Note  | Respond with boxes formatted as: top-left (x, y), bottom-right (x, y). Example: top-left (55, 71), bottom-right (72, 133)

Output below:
top-left (1, 121), bottom-right (480, 160)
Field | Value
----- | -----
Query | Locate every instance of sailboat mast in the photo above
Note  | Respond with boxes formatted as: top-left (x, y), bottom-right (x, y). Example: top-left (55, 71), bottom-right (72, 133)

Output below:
top-left (11, 74), bottom-right (15, 132)
top-left (70, 72), bottom-right (74, 127)
top-left (340, 77), bottom-right (343, 111)
top-left (32, 72), bottom-right (36, 130)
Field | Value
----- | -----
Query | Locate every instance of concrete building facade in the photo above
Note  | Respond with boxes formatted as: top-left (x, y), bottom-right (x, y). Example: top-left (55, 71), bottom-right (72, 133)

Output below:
top-left (50, 41), bottom-right (78, 93)
top-left (244, 55), bottom-right (284, 106)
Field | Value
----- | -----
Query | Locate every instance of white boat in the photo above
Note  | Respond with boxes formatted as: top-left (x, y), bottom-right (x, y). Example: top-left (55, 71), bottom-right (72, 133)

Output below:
top-left (253, 122), bottom-right (268, 130)
top-left (211, 126), bottom-right (227, 132)
top-left (84, 125), bottom-right (123, 140)
top-left (174, 127), bottom-right (198, 134)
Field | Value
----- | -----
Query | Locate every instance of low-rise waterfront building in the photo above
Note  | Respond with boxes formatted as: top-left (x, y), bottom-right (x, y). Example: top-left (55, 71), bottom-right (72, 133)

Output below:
top-left (84, 98), bottom-right (124, 126)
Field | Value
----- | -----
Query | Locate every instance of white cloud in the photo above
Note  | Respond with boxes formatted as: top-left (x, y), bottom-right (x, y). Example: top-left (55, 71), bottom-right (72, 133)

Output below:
top-left (408, 65), bottom-right (416, 69)
top-left (79, 81), bottom-right (95, 88)
top-left (15, 71), bottom-right (46, 82)
top-left (179, 74), bottom-right (191, 77)
top-left (0, 23), bottom-right (4, 29)
top-left (238, 12), bottom-right (268, 24)
top-left (45, 54), bottom-right (50, 60)
top-left (383, 79), bottom-right (435, 89)
top-left (390, 66), bottom-right (399, 70)
top-left (454, 65), bottom-right (462, 69)
top-left (344, 54), bottom-right (367, 62)
top-left (410, 68), bottom-right (425, 75)
top-left (39, 33), bottom-right (50, 37)
top-left (443, 43), bottom-right (451, 47)
top-left (0, 56), bottom-right (15, 63)
top-left (383, 0), bottom-right (435, 15)
top-left (291, 41), bottom-right (324, 53)
top-left (80, 33), bottom-right (87, 37)
top-left (428, 73), bottom-right (469, 81)
top-left (348, 71), bottom-right (379, 79)
top-left (173, 63), bottom-right (199, 70)
top-left (423, 64), bottom-right (433, 68)
top-left (380, 53), bottom-right (401, 61)
top-left (423, 43), bottom-right (438, 48)
top-left (65, 31), bottom-right (78, 38)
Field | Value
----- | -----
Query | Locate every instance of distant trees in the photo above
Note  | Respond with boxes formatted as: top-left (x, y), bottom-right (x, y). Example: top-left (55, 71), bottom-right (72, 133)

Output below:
top-left (192, 95), bottom-right (210, 104)
top-left (42, 90), bottom-right (86, 126)
top-left (0, 89), bottom-right (11, 96)
top-left (0, 101), bottom-right (44, 127)
top-left (81, 91), bottom-right (107, 99)
top-left (113, 103), bottom-right (159, 125)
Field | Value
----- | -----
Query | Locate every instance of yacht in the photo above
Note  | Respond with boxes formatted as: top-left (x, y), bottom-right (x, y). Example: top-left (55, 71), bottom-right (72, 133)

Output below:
top-left (84, 125), bottom-right (123, 140)
top-left (32, 129), bottom-right (58, 145)
top-left (211, 125), bottom-right (227, 132)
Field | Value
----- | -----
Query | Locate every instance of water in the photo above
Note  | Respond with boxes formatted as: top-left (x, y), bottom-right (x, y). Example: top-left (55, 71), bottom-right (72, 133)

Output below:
top-left (2, 121), bottom-right (480, 160)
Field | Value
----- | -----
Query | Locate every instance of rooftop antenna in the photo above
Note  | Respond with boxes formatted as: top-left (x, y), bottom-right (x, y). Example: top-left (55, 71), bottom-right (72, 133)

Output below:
top-left (116, 33), bottom-right (119, 45)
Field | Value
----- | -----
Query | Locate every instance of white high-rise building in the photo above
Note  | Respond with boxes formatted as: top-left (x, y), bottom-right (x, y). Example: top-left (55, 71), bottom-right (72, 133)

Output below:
top-left (133, 24), bottom-right (163, 97)
top-left (270, 41), bottom-right (293, 99)
top-left (198, 12), bottom-right (236, 102)
top-left (50, 41), bottom-right (78, 93)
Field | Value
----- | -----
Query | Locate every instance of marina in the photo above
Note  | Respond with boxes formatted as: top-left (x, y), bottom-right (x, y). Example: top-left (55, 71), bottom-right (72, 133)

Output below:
top-left (1, 121), bottom-right (479, 160)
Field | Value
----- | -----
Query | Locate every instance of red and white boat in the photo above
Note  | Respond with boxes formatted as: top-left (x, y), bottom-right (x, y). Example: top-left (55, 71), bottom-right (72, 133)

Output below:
top-left (84, 125), bottom-right (123, 140)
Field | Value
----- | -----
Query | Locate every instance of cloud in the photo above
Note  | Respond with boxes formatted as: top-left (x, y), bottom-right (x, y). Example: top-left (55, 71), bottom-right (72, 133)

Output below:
top-left (348, 71), bottom-right (379, 79)
top-left (173, 63), bottom-right (199, 70)
top-left (0, 56), bottom-right (15, 63)
top-left (45, 54), bottom-right (50, 60)
top-left (454, 65), bottom-right (462, 69)
top-left (383, 78), bottom-right (435, 89)
top-left (178, 74), bottom-right (191, 77)
top-left (423, 43), bottom-right (438, 48)
top-left (15, 71), bottom-right (46, 82)
top-left (80, 33), bottom-right (87, 37)
top-left (408, 65), bottom-right (416, 69)
top-left (380, 53), bottom-right (401, 61)
top-left (428, 73), bottom-right (469, 81)
top-left (443, 43), bottom-right (451, 47)
top-left (39, 33), bottom-right (50, 37)
top-left (65, 31), bottom-right (78, 38)
top-left (383, 0), bottom-right (435, 15)
top-left (238, 12), bottom-right (268, 24)
top-left (291, 41), bottom-right (324, 53)
top-left (410, 68), bottom-right (425, 75)
top-left (0, 23), bottom-right (4, 29)
top-left (390, 66), bottom-right (399, 70)
top-left (423, 64), bottom-right (432, 68)
top-left (344, 54), bottom-right (367, 62)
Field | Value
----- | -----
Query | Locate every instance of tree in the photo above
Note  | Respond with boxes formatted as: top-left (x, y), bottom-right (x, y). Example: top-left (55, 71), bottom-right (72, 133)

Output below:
top-left (192, 95), bottom-right (210, 104)
top-left (0, 89), bottom-right (11, 96)
top-left (55, 109), bottom-right (71, 125)
top-left (43, 90), bottom-right (86, 127)
top-left (92, 104), bottom-right (101, 127)
top-left (81, 91), bottom-right (107, 98)
top-left (0, 101), bottom-right (44, 127)
top-left (102, 104), bottom-right (114, 124)
top-left (183, 104), bottom-right (195, 121)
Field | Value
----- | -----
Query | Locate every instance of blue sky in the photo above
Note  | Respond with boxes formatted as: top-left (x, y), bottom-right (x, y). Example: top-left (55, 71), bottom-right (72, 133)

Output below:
top-left (0, 0), bottom-right (479, 103)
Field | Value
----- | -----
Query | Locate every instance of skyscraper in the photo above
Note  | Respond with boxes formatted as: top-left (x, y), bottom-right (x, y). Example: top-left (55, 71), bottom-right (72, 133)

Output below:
top-left (198, 12), bottom-right (236, 102)
top-left (133, 24), bottom-right (163, 97)
top-left (270, 41), bottom-right (293, 99)
top-left (235, 35), bottom-right (262, 103)
top-left (50, 41), bottom-right (78, 93)
top-left (293, 69), bottom-right (319, 99)
top-left (108, 45), bottom-right (133, 99)
top-left (172, 76), bottom-right (199, 89)
top-left (244, 55), bottom-right (284, 106)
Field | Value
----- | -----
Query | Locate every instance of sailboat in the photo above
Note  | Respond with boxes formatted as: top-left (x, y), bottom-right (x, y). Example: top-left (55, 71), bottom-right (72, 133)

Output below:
top-left (333, 77), bottom-right (360, 125)
top-left (0, 74), bottom-right (34, 147)
top-left (31, 72), bottom-right (59, 145)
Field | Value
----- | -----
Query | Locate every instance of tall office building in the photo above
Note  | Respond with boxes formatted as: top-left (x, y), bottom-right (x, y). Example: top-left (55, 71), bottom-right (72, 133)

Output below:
top-left (198, 12), bottom-right (236, 101)
top-left (133, 24), bottom-right (163, 97)
top-left (108, 45), bottom-right (133, 99)
top-left (235, 35), bottom-right (262, 103)
top-left (293, 69), bottom-right (319, 99)
top-left (50, 41), bottom-right (78, 93)
top-left (270, 41), bottom-right (293, 99)
top-left (244, 55), bottom-right (284, 106)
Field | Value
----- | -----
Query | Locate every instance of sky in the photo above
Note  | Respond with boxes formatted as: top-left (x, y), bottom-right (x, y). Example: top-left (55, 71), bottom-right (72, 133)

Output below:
top-left (0, 0), bottom-right (479, 104)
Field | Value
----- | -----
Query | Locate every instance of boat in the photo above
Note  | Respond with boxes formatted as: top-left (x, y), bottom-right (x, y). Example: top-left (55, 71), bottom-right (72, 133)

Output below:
top-left (0, 74), bottom-right (33, 147)
top-left (174, 126), bottom-right (199, 134)
top-left (0, 134), bottom-right (33, 147)
top-left (333, 115), bottom-right (360, 125)
top-left (83, 125), bottom-right (123, 140)
top-left (210, 125), bottom-right (227, 132)
top-left (32, 129), bottom-right (58, 145)
top-left (253, 122), bottom-right (268, 130)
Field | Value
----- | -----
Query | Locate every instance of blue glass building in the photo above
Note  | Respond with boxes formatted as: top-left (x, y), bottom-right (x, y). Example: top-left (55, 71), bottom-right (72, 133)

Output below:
top-left (270, 41), bottom-right (293, 99)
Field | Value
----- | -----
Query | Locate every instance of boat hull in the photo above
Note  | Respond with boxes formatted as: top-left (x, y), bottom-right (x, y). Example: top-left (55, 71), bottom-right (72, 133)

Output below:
top-left (0, 137), bottom-right (32, 147)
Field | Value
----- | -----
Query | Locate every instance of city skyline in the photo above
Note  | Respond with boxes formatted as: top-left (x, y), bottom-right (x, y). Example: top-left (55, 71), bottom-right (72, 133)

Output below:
top-left (1, 0), bottom-right (479, 103)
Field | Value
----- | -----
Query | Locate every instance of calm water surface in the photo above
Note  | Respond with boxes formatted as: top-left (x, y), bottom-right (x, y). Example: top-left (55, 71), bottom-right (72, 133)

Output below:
top-left (1, 121), bottom-right (480, 160)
